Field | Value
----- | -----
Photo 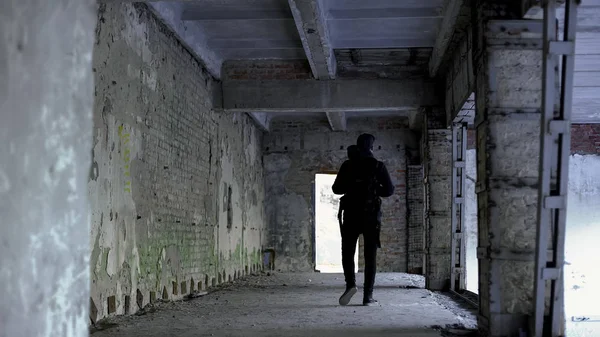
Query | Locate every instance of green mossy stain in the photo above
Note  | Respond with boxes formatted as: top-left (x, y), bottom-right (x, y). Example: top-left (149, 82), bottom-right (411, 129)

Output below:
top-left (96, 218), bottom-right (264, 296)
top-left (90, 231), bottom-right (102, 278)
top-left (101, 248), bottom-right (111, 277)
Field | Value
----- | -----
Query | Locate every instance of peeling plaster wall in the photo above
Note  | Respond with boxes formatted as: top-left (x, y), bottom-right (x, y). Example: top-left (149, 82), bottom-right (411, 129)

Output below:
top-left (0, 0), bottom-right (96, 336)
top-left (89, 3), bottom-right (265, 321)
top-left (264, 117), bottom-right (416, 273)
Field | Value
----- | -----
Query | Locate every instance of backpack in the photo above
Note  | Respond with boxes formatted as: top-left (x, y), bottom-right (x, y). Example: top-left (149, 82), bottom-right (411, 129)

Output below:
top-left (348, 159), bottom-right (382, 215)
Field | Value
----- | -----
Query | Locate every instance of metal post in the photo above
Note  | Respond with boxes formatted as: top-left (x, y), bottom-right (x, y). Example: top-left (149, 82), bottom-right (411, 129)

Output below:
top-left (422, 125), bottom-right (430, 283)
top-left (451, 123), bottom-right (467, 291)
top-left (534, 0), bottom-right (578, 336)
top-left (458, 125), bottom-right (467, 291)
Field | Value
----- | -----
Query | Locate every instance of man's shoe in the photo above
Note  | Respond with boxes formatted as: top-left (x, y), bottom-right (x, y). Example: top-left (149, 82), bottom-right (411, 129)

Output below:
top-left (363, 297), bottom-right (379, 306)
top-left (363, 292), bottom-right (379, 306)
top-left (339, 286), bottom-right (358, 306)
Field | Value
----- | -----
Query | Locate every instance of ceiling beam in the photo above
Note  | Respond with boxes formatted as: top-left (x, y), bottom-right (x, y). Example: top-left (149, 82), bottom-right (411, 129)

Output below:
top-left (288, 0), bottom-right (337, 80)
top-left (288, 0), bottom-right (338, 130)
top-left (181, 8), bottom-right (292, 21)
top-left (222, 78), bottom-right (440, 112)
top-left (429, 0), bottom-right (464, 78)
top-left (325, 112), bottom-right (347, 131)
top-left (329, 8), bottom-right (442, 20)
top-left (332, 37), bottom-right (436, 49)
top-left (218, 48), bottom-right (306, 60)
top-left (247, 112), bottom-right (271, 132)
top-left (208, 39), bottom-right (302, 50)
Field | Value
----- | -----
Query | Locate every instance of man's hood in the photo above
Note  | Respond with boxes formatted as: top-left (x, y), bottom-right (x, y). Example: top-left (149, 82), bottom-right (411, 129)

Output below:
top-left (357, 133), bottom-right (375, 151)
top-left (357, 133), bottom-right (375, 158)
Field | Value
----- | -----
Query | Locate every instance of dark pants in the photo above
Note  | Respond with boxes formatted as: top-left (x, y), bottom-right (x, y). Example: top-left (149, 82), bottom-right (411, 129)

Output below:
top-left (341, 219), bottom-right (379, 293)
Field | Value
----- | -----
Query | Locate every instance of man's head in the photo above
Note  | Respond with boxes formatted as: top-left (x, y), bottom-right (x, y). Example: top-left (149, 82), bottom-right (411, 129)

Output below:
top-left (347, 145), bottom-right (359, 161)
top-left (357, 133), bottom-right (375, 152)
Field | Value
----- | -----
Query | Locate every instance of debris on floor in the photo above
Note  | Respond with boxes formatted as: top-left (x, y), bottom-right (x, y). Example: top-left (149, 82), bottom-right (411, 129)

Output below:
top-left (185, 291), bottom-right (209, 301)
top-left (431, 324), bottom-right (479, 336)
top-left (89, 320), bottom-right (119, 334)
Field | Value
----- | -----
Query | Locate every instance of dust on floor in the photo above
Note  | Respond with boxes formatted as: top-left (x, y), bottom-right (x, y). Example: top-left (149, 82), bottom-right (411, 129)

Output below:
top-left (91, 272), bottom-right (477, 337)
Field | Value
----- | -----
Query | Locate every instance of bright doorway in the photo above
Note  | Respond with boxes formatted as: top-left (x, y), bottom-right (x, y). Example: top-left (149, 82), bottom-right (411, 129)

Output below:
top-left (315, 174), bottom-right (358, 273)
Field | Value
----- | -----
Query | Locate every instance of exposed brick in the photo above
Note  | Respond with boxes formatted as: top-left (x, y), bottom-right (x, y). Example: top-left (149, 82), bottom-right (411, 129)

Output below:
top-left (424, 107), bottom-right (447, 129)
top-left (136, 290), bottom-right (143, 309)
top-left (571, 124), bottom-right (600, 155)
top-left (407, 165), bottom-right (424, 274)
top-left (124, 295), bottom-right (131, 314)
top-left (90, 298), bottom-right (98, 324)
top-left (467, 125), bottom-right (598, 153)
top-left (107, 296), bottom-right (116, 315)
top-left (467, 129), bottom-right (476, 150)
top-left (90, 3), bottom-right (266, 320)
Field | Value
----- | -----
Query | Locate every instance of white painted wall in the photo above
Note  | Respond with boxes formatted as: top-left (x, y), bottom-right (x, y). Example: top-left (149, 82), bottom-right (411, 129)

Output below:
top-left (565, 154), bottom-right (600, 337)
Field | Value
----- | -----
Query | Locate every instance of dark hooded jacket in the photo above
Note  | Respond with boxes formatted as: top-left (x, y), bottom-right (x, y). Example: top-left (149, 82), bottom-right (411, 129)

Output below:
top-left (332, 134), bottom-right (395, 205)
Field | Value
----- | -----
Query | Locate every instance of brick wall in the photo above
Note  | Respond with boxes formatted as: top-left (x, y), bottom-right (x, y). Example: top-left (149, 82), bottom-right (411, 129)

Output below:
top-left (222, 60), bottom-right (312, 80)
top-left (263, 117), bottom-right (412, 273)
top-left (90, 3), bottom-right (266, 321)
top-left (467, 129), bottom-right (476, 150)
top-left (424, 106), bottom-right (448, 129)
top-left (334, 48), bottom-right (430, 79)
top-left (571, 124), bottom-right (600, 155)
top-left (407, 165), bottom-right (424, 274)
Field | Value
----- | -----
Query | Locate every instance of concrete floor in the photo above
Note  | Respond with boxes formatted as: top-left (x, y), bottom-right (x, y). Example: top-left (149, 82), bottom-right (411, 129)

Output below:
top-left (91, 273), bottom-right (477, 337)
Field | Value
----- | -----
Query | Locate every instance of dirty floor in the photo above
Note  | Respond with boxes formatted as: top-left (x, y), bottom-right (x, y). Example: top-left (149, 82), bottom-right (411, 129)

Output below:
top-left (91, 273), bottom-right (477, 337)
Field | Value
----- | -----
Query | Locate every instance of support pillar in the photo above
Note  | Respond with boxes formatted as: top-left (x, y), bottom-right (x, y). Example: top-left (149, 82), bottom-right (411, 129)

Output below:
top-left (0, 1), bottom-right (96, 336)
top-left (422, 108), bottom-right (453, 290)
top-left (472, 5), bottom-right (549, 335)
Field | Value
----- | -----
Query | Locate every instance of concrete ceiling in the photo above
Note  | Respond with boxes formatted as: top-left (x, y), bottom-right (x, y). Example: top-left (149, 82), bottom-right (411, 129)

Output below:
top-left (151, 0), bottom-right (445, 77)
top-left (156, 0), bottom-right (444, 64)
top-left (149, 0), bottom-right (600, 128)
top-left (149, 0), bottom-right (445, 130)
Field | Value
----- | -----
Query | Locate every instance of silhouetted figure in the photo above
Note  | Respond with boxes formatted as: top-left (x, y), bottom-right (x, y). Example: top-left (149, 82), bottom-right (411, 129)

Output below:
top-left (332, 134), bottom-right (394, 306)
top-left (337, 145), bottom-right (360, 229)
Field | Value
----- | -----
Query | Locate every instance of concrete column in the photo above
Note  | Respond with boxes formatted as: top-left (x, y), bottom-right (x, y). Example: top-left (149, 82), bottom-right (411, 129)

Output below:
top-left (422, 108), bottom-right (453, 290)
top-left (472, 7), bottom-right (547, 336)
top-left (0, 1), bottom-right (96, 336)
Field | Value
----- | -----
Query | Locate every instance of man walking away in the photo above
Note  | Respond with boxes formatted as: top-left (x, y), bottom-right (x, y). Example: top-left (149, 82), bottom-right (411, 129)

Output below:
top-left (337, 145), bottom-right (360, 229)
top-left (332, 134), bottom-right (394, 306)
